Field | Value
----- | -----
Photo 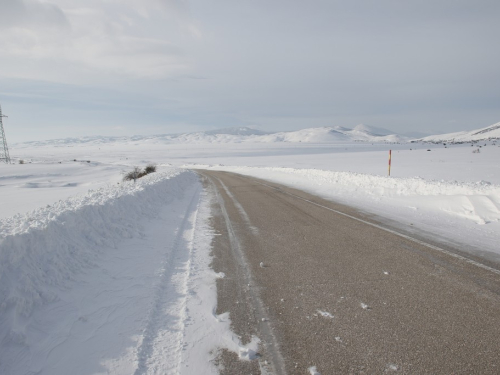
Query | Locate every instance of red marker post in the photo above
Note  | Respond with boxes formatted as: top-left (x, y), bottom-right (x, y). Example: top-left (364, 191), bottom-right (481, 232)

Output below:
top-left (388, 149), bottom-right (392, 176)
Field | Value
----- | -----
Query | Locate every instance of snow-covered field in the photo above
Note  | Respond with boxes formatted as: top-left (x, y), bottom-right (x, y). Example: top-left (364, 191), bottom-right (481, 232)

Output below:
top-left (1, 125), bottom-right (500, 373)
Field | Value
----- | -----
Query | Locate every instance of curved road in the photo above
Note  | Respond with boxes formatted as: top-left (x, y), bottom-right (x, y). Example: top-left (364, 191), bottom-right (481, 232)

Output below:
top-left (199, 170), bottom-right (500, 374)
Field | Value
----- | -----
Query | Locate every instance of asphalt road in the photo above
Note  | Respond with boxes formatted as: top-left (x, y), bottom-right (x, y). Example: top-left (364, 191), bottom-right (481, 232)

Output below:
top-left (198, 170), bottom-right (500, 375)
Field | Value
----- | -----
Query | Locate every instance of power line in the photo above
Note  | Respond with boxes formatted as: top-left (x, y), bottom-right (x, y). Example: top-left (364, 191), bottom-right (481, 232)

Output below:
top-left (0, 104), bottom-right (11, 164)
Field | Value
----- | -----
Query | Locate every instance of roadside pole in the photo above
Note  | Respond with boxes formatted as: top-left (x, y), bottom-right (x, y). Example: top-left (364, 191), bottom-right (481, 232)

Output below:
top-left (388, 149), bottom-right (392, 176)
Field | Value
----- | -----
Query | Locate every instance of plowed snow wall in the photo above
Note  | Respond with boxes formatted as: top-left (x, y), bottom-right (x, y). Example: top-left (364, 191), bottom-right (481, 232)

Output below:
top-left (0, 170), bottom-right (198, 321)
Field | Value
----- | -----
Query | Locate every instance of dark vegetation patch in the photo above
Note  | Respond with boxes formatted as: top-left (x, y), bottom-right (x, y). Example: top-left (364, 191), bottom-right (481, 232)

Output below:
top-left (123, 164), bottom-right (157, 182)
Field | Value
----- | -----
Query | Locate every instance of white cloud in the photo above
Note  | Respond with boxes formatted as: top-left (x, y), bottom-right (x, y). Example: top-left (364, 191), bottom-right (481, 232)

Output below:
top-left (1, 0), bottom-right (499, 142)
top-left (0, 0), bottom-right (69, 29)
top-left (0, 0), bottom-right (198, 82)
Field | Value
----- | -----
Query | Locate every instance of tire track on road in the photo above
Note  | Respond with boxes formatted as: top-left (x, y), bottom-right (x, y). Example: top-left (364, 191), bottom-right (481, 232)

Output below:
top-left (206, 173), bottom-right (287, 375)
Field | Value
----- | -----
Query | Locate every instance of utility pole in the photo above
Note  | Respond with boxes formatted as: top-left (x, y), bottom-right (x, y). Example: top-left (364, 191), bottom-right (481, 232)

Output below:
top-left (0, 104), bottom-right (11, 164)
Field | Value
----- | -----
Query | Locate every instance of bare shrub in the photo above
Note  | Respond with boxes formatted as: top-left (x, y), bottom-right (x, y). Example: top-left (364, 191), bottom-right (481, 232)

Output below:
top-left (123, 166), bottom-right (143, 182)
top-left (144, 164), bottom-right (157, 174)
top-left (123, 164), bottom-right (157, 182)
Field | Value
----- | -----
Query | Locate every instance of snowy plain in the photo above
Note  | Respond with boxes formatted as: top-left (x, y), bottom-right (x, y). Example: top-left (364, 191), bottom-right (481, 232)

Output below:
top-left (1, 126), bottom-right (500, 374)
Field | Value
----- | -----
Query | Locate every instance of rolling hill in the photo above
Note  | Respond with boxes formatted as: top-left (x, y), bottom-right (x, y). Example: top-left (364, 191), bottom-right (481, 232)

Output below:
top-left (15, 125), bottom-right (406, 147)
top-left (419, 122), bottom-right (500, 143)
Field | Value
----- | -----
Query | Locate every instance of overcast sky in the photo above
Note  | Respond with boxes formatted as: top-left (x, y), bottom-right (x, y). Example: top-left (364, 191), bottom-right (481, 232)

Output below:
top-left (1, 0), bottom-right (499, 142)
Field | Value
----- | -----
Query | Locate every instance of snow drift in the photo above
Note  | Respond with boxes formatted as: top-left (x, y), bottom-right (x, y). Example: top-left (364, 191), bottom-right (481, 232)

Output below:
top-left (0, 169), bottom-right (197, 345)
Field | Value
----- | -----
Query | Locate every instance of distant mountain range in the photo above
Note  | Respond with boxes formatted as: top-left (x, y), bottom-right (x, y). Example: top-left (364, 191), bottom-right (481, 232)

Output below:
top-left (15, 122), bottom-right (500, 147)
top-left (249, 124), bottom-right (406, 143)
top-left (203, 127), bottom-right (269, 136)
top-left (16, 124), bottom-right (407, 147)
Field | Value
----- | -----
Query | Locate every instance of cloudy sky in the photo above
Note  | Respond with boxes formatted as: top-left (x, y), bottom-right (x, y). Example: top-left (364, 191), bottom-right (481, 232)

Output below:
top-left (0, 0), bottom-right (499, 142)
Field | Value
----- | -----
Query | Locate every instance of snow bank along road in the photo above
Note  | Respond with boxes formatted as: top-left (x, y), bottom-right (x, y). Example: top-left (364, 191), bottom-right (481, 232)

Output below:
top-left (199, 170), bottom-right (500, 374)
top-left (0, 169), bottom-right (231, 375)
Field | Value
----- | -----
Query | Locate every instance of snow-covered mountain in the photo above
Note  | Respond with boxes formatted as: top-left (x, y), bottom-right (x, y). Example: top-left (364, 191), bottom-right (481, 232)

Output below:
top-left (419, 122), bottom-right (500, 143)
top-left (351, 124), bottom-right (394, 136)
top-left (253, 125), bottom-right (405, 143)
top-left (204, 127), bottom-right (268, 136)
top-left (15, 125), bottom-right (406, 147)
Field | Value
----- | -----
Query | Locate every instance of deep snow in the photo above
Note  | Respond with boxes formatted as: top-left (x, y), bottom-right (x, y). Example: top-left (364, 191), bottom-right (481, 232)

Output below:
top-left (0, 169), bottom-right (257, 374)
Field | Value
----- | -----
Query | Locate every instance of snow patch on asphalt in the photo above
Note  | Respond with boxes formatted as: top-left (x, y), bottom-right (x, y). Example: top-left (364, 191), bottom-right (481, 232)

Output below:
top-left (238, 336), bottom-right (261, 361)
top-left (317, 310), bottom-right (334, 319)
top-left (386, 363), bottom-right (399, 372)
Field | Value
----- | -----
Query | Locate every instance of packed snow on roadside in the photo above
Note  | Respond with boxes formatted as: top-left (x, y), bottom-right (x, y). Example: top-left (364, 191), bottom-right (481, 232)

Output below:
top-left (0, 167), bottom-right (252, 374)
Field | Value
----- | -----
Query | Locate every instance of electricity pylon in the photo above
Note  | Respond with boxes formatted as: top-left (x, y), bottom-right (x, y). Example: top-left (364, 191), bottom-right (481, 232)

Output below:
top-left (0, 104), bottom-right (11, 164)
